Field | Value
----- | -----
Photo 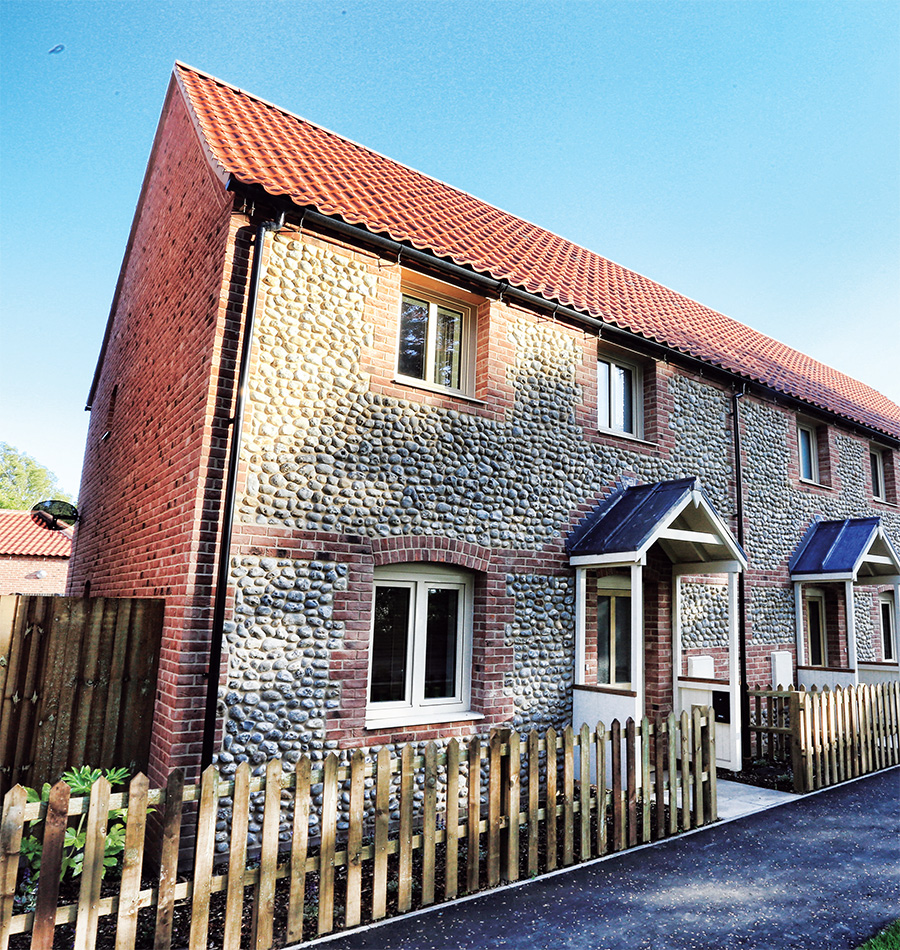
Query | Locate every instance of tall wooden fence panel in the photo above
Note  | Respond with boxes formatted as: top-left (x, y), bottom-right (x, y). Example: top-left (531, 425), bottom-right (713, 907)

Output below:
top-left (748, 682), bottom-right (900, 793)
top-left (0, 712), bottom-right (716, 950)
top-left (0, 596), bottom-right (165, 798)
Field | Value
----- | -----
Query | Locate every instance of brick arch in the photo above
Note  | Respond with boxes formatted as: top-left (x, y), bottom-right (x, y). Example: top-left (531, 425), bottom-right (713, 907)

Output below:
top-left (370, 536), bottom-right (493, 574)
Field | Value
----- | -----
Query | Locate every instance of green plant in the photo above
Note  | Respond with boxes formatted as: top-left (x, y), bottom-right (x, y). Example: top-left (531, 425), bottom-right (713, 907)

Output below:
top-left (856, 919), bottom-right (900, 949)
top-left (15, 766), bottom-right (134, 914)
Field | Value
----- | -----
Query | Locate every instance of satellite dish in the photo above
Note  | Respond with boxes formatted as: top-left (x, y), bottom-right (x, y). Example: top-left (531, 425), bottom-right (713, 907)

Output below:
top-left (31, 499), bottom-right (79, 531)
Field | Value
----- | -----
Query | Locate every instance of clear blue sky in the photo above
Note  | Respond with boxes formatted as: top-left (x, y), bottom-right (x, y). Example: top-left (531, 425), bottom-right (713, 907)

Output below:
top-left (2, 0), bottom-right (898, 498)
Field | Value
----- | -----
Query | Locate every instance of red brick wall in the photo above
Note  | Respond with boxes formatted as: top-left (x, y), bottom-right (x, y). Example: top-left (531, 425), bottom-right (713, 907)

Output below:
top-left (67, 82), bottom-right (237, 786)
top-left (0, 556), bottom-right (69, 595)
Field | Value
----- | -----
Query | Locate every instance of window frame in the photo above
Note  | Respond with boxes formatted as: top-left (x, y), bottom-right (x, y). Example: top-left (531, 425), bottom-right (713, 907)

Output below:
top-left (871, 447), bottom-right (887, 502)
top-left (879, 593), bottom-right (896, 662)
top-left (804, 588), bottom-right (828, 667)
top-left (595, 575), bottom-right (633, 689)
top-left (597, 352), bottom-right (643, 438)
top-left (395, 285), bottom-right (476, 396)
top-left (366, 564), bottom-right (475, 727)
top-left (797, 422), bottom-right (819, 484)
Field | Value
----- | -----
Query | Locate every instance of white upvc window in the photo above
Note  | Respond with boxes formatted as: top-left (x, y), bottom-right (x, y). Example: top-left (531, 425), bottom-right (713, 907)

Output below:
top-left (597, 589), bottom-right (632, 687)
top-left (597, 354), bottom-right (642, 437)
top-left (367, 564), bottom-right (474, 726)
top-left (396, 289), bottom-right (475, 394)
top-left (871, 447), bottom-right (886, 501)
top-left (798, 423), bottom-right (819, 483)
top-left (879, 593), bottom-right (896, 662)
top-left (804, 588), bottom-right (827, 667)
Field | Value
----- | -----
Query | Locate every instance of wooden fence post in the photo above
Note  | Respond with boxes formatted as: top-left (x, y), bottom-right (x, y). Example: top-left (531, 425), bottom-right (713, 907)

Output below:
top-left (595, 721), bottom-right (607, 856)
top-left (579, 723), bottom-right (591, 861)
top-left (625, 719), bottom-right (637, 847)
top-left (397, 745), bottom-right (414, 914)
top-left (115, 773), bottom-right (150, 950)
top-left (74, 775), bottom-right (110, 950)
top-left (527, 730), bottom-right (540, 876)
top-left (254, 757), bottom-right (282, 950)
top-left (789, 689), bottom-right (805, 793)
top-left (545, 727), bottom-right (558, 870)
top-left (0, 785), bottom-right (26, 950)
top-left (31, 780), bottom-right (70, 950)
top-left (372, 748), bottom-right (390, 921)
top-left (422, 742), bottom-right (437, 907)
top-left (563, 726), bottom-right (575, 865)
top-left (487, 730), bottom-right (502, 886)
top-left (467, 737), bottom-right (481, 892)
top-left (445, 739), bottom-right (460, 900)
top-left (506, 730), bottom-right (521, 882)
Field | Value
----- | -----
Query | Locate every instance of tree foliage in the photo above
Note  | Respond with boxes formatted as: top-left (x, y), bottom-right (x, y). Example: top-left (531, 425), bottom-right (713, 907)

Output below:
top-left (0, 442), bottom-right (73, 509)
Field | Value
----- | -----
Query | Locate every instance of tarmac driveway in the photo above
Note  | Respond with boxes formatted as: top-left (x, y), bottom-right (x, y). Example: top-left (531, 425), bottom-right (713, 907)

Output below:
top-left (313, 768), bottom-right (900, 950)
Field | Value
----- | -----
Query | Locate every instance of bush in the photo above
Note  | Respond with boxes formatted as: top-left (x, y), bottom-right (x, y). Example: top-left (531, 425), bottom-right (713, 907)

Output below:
top-left (15, 766), bottom-right (133, 914)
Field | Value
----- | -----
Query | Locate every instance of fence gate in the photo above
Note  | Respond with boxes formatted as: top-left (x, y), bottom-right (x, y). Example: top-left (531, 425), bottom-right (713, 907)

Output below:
top-left (0, 595), bottom-right (164, 798)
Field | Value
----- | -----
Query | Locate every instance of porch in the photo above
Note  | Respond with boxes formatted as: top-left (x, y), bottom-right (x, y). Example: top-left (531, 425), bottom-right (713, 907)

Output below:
top-left (790, 517), bottom-right (900, 690)
top-left (568, 477), bottom-right (747, 773)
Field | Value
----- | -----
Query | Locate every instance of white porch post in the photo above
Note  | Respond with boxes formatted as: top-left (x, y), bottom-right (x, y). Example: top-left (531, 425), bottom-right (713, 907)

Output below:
top-left (631, 562), bottom-right (644, 717)
top-left (574, 567), bottom-right (586, 687)
top-left (845, 579), bottom-right (858, 684)
top-left (794, 582), bottom-right (806, 668)
top-left (672, 571), bottom-right (682, 719)
top-left (895, 582), bottom-right (900, 660)
top-left (727, 569), bottom-right (741, 770)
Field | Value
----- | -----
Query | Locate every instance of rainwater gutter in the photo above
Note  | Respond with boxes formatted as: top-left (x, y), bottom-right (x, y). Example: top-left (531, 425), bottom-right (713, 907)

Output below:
top-left (201, 212), bottom-right (284, 774)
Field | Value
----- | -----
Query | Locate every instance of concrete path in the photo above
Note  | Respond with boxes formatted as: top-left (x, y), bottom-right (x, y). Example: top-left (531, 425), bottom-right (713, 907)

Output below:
top-left (313, 768), bottom-right (899, 950)
top-left (715, 778), bottom-right (800, 820)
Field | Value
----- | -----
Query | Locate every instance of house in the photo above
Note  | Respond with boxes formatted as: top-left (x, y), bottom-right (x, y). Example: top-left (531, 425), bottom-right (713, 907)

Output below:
top-left (0, 509), bottom-right (72, 595)
top-left (67, 63), bottom-right (900, 803)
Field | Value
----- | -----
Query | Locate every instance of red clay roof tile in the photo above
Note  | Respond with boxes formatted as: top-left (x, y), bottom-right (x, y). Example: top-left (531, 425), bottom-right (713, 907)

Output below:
top-left (0, 511), bottom-right (72, 558)
top-left (175, 64), bottom-right (900, 439)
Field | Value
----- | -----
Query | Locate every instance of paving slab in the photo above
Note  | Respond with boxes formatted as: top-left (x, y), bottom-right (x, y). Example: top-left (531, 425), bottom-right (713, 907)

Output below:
top-left (715, 778), bottom-right (800, 820)
top-left (311, 768), bottom-right (900, 950)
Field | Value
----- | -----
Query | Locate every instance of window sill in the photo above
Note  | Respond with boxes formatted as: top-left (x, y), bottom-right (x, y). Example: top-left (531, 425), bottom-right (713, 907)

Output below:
top-left (797, 477), bottom-right (831, 490)
top-left (392, 376), bottom-right (486, 406)
top-left (573, 684), bottom-right (637, 698)
top-left (593, 428), bottom-right (655, 447)
top-left (365, 710), bottom-right (484, 730)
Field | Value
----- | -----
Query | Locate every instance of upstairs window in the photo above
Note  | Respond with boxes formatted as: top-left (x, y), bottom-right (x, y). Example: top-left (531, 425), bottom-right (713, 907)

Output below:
top-left (798, 423), bottom-right (819, 483)
top-left (368, 564), bottom-right (473, 725)
top-left (598, 354), bottom-right (642, 437)
top-left (397, 289), bottom-right (475, 394)
top-left (871, 447), bottom-right (886, 501)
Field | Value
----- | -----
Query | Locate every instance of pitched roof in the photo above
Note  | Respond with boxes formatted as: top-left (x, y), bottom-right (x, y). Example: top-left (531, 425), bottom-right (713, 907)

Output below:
top-left (566, 477), bottom-right (745, 566)
top-left (789, 517), bottom-right (900, 579)
top-left (174, 63), bottom-right (900, 440)
top-left (0, 510), bottom-right (73, 558)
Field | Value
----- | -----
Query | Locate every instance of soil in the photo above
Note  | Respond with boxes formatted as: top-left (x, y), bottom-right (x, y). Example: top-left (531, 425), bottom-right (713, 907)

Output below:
top-left (723, 760), bottom-right (795, 793)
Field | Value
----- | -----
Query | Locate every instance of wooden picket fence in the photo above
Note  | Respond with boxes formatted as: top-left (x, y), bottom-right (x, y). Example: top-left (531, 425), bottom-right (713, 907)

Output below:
top-left (0, 595), bottom-right (165, 800)
top-left (747, 682), bottom-right (900, 793)
top-left (0, 711), bottom-right (716, 949)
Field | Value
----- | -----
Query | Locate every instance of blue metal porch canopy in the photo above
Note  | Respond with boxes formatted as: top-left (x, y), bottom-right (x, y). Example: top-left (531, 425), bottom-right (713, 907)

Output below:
top-left (566, 476), bottom-right (746, 566)
top-left (790, 517), bottom-right (900, 580)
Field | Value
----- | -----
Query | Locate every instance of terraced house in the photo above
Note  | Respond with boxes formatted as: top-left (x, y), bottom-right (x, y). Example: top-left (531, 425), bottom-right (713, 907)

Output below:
top-left (68, 64), bottom-right (900, 795)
